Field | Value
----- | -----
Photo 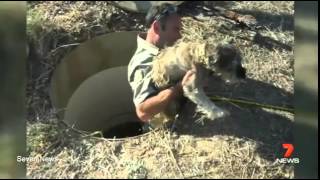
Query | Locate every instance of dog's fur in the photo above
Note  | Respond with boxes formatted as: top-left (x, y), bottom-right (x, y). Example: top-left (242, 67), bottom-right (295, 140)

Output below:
top-left (150, 40), bottom-right (246, 127)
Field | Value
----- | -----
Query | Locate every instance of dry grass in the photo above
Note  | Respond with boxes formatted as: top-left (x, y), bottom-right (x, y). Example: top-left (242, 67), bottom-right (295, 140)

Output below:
top-left (26, 1), bottom-right (294, 179)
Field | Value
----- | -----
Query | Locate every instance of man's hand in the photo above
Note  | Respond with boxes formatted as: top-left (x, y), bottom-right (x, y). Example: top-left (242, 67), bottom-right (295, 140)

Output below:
top-left (182, 70), bottom-right (196, 86)
top-left (168, 70), bottom-right (196, 100)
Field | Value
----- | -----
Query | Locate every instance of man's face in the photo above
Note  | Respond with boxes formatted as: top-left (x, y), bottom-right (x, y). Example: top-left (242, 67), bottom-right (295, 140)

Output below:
top-left (159, 14), bottom-right (182, 47)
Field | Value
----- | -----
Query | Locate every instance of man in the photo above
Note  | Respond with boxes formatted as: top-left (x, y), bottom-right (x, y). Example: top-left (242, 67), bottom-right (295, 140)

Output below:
top-left (128, 3), bottom-right (194, 127)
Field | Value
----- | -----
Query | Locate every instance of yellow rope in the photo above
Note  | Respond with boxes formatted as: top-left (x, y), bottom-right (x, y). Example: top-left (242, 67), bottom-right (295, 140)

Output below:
top-left (210, 96), bottom-right (294, 113)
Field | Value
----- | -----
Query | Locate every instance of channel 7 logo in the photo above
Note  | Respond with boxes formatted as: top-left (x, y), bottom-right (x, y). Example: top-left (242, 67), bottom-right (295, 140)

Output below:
top-left (276, 143), bottom-right (299, 164)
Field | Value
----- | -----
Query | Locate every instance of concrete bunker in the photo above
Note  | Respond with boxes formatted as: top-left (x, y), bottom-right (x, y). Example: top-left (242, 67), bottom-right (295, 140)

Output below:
top-left (50, 31), bottom-right (147, 138)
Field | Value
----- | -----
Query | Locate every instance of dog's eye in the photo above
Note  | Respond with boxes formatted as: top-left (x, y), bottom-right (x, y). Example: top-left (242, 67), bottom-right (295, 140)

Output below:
top-left (218, 60), bottom-right (229, 68)
top-left (237, 67), bottom-right (247, 78)
top-left (225, 66), bottom-right (233, 71)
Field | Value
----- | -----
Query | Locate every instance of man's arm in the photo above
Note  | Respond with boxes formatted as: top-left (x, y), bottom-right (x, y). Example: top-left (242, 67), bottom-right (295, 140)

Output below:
top-left (136, 83), bottom-right (181, 122)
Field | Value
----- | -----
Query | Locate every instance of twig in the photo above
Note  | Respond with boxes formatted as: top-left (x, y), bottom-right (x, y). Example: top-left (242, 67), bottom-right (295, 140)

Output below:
top-left (45, 43), bottom-right (80, 59)
top-left (241, 165), bottom-right (246, 178)
top-left (210, 96), bottom-right (294, 113)
top-left (156, 129), bottom-right (185, 178)
top-left (251, 167), bottom-right (256, 179)
top-left (51, 43), bottom-right (80, 52)
top-left (59, 119), bottom-right (160, 142)
top-left (228, 101), bottom-right (243, 109)
top-left (80, 131), bottom-right (104, 138)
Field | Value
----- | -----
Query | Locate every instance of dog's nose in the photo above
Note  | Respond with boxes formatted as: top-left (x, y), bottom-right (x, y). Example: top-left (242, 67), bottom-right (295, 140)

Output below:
top-left (237, 67), bottom-right (246, 79)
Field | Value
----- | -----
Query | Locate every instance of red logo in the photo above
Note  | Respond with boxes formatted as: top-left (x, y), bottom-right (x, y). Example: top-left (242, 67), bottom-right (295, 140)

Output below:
top-left (282, 143), bottom-right (294, 158)
top-left (276, 143), bottom-right (299, 164)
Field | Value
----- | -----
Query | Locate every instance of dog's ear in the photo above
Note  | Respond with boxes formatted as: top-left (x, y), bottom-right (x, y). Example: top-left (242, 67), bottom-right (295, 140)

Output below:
top-left (204, 43), bottom-right (216, 57)
top-left (216, 43), bottom-right (238, 59)
top-left (205, 43), bottom-right (219, 67)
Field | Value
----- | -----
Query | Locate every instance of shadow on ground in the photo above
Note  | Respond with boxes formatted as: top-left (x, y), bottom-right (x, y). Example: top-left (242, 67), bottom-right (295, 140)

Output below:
top-left (179, 1), bottom-right (293, 52)
top-left (175, 76), bottom-right (294, 162)
top-left (233, 9), bottom-right (294, 31)
top-left (179, 1), bottom-right (294, 32)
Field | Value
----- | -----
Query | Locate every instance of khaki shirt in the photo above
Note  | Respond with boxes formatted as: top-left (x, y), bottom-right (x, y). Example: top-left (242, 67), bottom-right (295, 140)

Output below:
top-left (128, 33), bottom-right (160, 107)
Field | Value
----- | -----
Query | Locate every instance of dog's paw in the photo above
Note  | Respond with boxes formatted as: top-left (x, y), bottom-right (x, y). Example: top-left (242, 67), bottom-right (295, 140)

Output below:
top-left (208, 108), bottom-right (229, 120)
top-left (195, 116), bottom-right (206, 125)
top-left (221, 109), bottom-right (230, 117)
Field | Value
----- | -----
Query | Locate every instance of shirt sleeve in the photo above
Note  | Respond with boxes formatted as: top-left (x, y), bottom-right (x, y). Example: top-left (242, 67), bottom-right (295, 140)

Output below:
top-left (131, 68), bottom-right (158, 106)
top-left (128, 55), bottom-right (159, 107)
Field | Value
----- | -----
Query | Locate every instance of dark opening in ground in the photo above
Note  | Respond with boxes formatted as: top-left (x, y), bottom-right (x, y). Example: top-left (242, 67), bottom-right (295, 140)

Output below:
top-left (102, 121), bottom-right (145, 139)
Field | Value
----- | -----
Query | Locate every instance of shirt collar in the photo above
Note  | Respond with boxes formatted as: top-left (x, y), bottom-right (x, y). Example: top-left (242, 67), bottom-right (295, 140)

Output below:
top-left (137, 33), bottom-right (159, 56)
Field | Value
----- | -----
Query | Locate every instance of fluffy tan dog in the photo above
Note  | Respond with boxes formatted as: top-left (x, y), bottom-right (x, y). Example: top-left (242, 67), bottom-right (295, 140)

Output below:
top-left (150, 40), bottom-right (246, 127)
